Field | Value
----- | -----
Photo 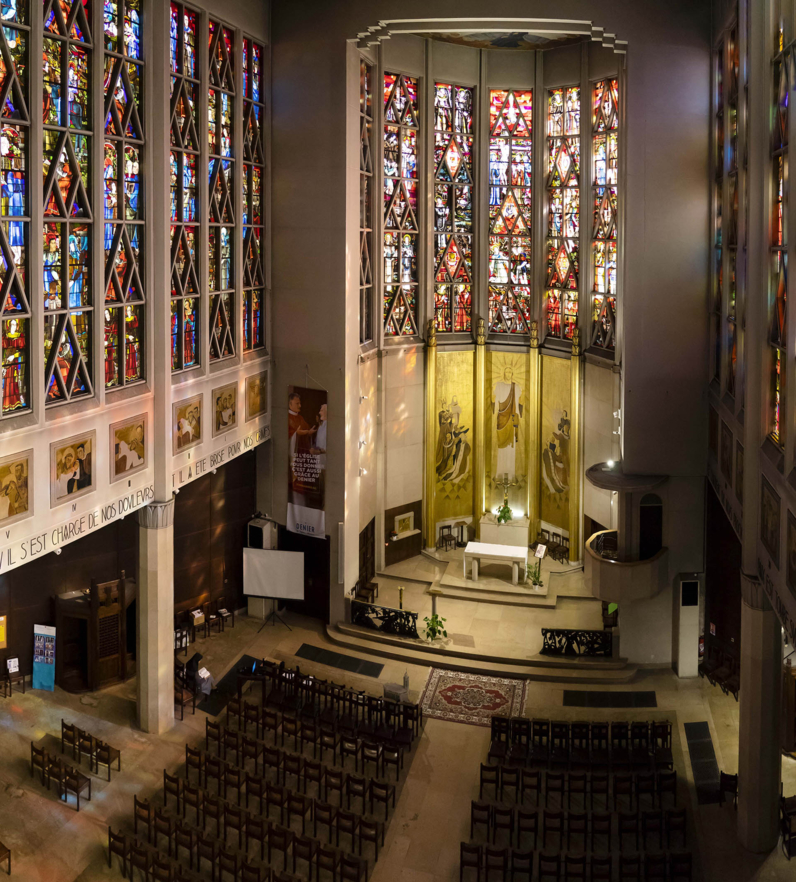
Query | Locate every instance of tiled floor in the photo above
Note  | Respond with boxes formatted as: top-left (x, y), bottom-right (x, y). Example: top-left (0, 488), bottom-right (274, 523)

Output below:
top-left (0, 606), bottom-right (793, 881)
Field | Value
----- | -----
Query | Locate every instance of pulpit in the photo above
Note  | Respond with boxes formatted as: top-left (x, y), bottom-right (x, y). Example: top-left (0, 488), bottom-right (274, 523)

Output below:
top-left (55, 571), bottom-right (136, 693)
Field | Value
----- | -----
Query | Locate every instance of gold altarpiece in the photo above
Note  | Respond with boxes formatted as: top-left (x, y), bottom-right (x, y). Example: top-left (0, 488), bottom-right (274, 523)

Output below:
top-left (424, 321), bottom-right (583, 563)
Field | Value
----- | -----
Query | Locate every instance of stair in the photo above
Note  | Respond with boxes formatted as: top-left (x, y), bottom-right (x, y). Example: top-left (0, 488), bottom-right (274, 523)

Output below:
top-left (326, 622), bottom-right (638, 685)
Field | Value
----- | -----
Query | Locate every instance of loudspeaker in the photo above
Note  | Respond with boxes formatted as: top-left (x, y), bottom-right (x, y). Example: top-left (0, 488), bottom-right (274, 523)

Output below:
top-left (681, 580), bottom-right (699, 607)
top-left (248, 518), bottom-right (276, 550)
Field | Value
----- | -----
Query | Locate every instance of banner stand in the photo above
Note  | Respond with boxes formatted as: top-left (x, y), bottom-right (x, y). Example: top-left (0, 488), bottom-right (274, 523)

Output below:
top-left (32, 624), bottom-right (56, 691)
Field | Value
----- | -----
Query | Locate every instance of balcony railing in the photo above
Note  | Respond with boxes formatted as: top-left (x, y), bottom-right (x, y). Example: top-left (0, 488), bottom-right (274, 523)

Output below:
top-left (584, 530), bottom-right (669, 603)
top-left (350, 600), bottom-right (419, 639)
top-left (541, 628), bottom-right (612, 657)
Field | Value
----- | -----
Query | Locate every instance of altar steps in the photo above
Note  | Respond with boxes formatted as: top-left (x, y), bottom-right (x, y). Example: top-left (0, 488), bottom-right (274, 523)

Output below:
top-left (326, 622), bottom-right (638, 685)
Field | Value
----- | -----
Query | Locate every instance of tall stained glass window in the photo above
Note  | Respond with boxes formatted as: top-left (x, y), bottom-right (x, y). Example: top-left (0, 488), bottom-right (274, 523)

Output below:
top-left (770, 22), bottom-right (788, 444)
top-left (169, 1), bottom-right (198, 371)
top-left (433, 81), bottom-right (472, 333)
top-left (712, 42), bottom-right (724, 381)
top-left (103, 0), bottom-right (144, 388)
top-left (545, 86), bottom-right (580, 341)
top-left (43, 0), bottom-right (93, 403)
top-left (208, 18), bottom-right (235, 360)
top-left (359, 58), bottom-right (373, 344)
top-left (590, 79), bottom-right (618, 350)
top-left (242, 35), bottom-right (265, 352)
top-left (383, 72), bottom-right (419, 337)
top-left (726, 28), bottom-right (738, 396)
top-left (488, 89), bottom-right (532, 334)
top-left (0, 0), bottom-right (29, 415)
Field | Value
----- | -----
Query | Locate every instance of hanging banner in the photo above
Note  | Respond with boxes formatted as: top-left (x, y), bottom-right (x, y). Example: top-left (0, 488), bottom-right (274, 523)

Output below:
top-left (32, 624), bottom-right (56, 691)
top-left (287, 385), bottom-right (327, 537)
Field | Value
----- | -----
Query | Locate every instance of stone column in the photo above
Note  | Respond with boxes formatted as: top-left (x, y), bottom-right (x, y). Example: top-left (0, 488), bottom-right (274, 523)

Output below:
top-left (424, 320), bottom-right (437, 551)
top-left (473, 317), bottom-right (486, 540)
top-left (137, 500), bottom-right (176, 734)
top-left (568, 329), bottom-right (583, 562)
top-left (527, 321), bottom-right (542, 543)
top-left (737, 576), bottom-right (782, 852)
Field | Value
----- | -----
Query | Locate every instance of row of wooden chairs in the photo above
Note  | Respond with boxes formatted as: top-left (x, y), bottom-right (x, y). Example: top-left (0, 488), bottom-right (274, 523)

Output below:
top-left (488, 718), bottom-right (673, 773)
top-left (204, 720), bottom-right (405, 781)
top-left (175, 597), bottom-right (235, 647)
top-left (470, 802), bottom-right (688, 852)
top-left (479, 767), bottom-right (678, 811)
top-left (60, 719), bottom-right (122, 780)
top-left (29, 744), bottom-right (92, 811)
top-left (184, 743), bottom-right (400, 807)
top-left (460, 845), bottom-right (693, 882)
top-left (697, 646), bottom-right (739, 700)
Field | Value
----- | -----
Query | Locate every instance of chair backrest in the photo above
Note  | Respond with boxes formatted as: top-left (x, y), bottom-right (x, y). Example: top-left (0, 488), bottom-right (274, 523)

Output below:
top-left (551, 721), bottom-right (570, 744)
top-left (631, 721), bottom-right (650, 745)
top-left (565, 855), bottom-right (586, 880)
top-left (591, 773), bottom-right (609, 793)
top-left (460, 842), bottom-right (482, 866)
top-left (571, 722), bottom-right (589, 746)
top-left (544, 809), bottom-right (564, 829)
top-left (644, 854), bottom-right (666, 880)
top-left (669, 852), bottom-right (692, 881)
top-left (547, 771), bottom-right (565, 791)
top-left (720, 771), bottom-right (738, 795)
top-left (532, 719), bottom-right (550, 742)
top-left (592, 812), bottom-right (611, 833)
top-left (569, 772), bottom-right (587, 792)
top-left (615, 773), bottom-right (633, 793)
top-left (653, 720), bottom-right (672, 745)
top-left (643, 809), bottom-right (663, 828)
top-left (491, 716), bottom-right (510, 739)
top-left (591, 722), bottom-right (609, 747)
top-left (485, 846), bottom-right (509, 869)
top-left (539, 853), bottom-right (561, 881)
top-left (619, 856), bottom-right (641, 882)
top-left (480, 763), bottom-right (498, 783)
top-left (134, 795), bottom-right (151, 824)
top-left (611, 721), bottom-right (629, 746)
top-left (62, 720), bottom-right (76, 743)
top-left (591, 856), bottom-right (612, 881)
top-left (517, 809), bottom-right (538, 831)
top-left (619, 812), bottom-right (639, 832)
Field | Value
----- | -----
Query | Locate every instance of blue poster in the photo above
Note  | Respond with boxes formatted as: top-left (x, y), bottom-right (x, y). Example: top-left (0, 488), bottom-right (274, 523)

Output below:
top-left (32, 625), bottom-right (56, 691)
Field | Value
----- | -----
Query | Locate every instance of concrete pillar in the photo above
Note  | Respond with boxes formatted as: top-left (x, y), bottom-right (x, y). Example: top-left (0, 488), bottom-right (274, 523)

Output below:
top-left (527, 321), bottom-right (541, 543)
top-left (137, 500), bottom-right (176, 734)
top-left (737, 577), bottom-right (782, 852)
top-left (424, 320), bottom-right (437, 551)
top-left (473, 318), bottom-right (486, 540)
top-left (568, 329), bottom-right (583, 563)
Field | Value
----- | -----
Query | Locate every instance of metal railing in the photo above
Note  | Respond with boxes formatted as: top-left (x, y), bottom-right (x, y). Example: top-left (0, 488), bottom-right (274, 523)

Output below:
top-left (541, 628), bottom-right (612, 657)
top-left (590, 530), bottom-right (619, 560)
top-left (350, 600), bottom-right (419, 639)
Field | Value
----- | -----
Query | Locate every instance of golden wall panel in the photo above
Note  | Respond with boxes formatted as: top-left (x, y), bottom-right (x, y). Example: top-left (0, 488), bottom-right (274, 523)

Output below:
top-left (485, 350), bottom-right (528, 513)
top-left (434, 350), bottom-right (474, 522)
top-left (540, 354), bottom-right (571, 531)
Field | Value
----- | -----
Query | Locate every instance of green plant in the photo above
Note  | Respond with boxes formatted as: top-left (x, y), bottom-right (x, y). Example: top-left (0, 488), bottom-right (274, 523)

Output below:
top-left (526, 559), bottom-right (543, 587)
top-left (423, 613), bottom-right (448, 641)
top-left (496, 502), bottom-right (513, 524)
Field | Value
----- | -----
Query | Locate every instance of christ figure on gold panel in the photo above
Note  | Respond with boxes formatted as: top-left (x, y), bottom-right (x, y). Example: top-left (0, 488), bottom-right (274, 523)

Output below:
top-left (493, 366), bottom-right (523, 479)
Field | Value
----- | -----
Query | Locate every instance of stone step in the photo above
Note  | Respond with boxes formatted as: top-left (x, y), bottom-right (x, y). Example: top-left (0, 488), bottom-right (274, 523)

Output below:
top-left (431, 581), bottom-right (558, 608)
top-left (327, 623), bottom-right (638, 684)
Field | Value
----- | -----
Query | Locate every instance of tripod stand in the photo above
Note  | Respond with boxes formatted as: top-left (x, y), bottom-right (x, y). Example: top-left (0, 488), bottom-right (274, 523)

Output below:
top-left (257, 597), bottom-right (292, 632)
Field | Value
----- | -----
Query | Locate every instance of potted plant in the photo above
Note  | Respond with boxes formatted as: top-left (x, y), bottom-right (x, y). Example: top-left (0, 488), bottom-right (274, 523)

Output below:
top-left (423, 613), bottom-right (448, 642)
top-left (496, 502), bottom-right (513, 524)
top-left (526, 559), bottom-right (544, 590)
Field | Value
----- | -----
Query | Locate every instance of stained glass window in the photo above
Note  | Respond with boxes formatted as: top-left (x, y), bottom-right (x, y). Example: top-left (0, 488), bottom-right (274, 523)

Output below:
top-left (590, 79), bottom-right (618, 351)
top-left (359, 58), bottom-right (373, 344)
top-left (242, 35), bottom-right (265, 352)
top-left (726, 27), bottom-right (738, 396)
top-left (208, 17), bottom-right (235, 360)
top-left (169, 1), bottom-right (199, 371)
top-left (43, 0), bottom-right (93, 403)
top-left (103, 0), bottom-right (143, 389)
top-left (488, 89), bottom-right (532, 334)
top-left (433, 81), bottom-right (472, 333)
top-left (0, 1), bottom-right (29, 415)
top-left (545, 86), bottom-right (580, 341)
top-left (770, 29), bottom-right (788, 444)
top-left (383, 72), bottom-right (419, 337)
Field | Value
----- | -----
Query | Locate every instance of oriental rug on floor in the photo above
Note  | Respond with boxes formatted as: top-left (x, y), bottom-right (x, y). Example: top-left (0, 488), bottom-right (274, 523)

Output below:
top-left (419, 668), bottom-right (527, 727)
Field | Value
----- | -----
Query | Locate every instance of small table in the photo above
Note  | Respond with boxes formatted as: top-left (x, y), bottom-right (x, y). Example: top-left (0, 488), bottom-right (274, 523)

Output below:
top-left (383, 683), bottom-right (409, 703)
top-left (463, 541), bottom-right (528, 585)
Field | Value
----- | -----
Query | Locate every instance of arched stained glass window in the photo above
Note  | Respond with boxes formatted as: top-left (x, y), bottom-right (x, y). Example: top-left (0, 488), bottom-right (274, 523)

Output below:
top-left (591, 78), bottom-right (618, 350)
top-left (383, 72), bottom-right (419, 337)
top-left (359, 58), bottom-right (373, 345)
top-left (43, 0), bottom-right (93, 404)
top-left (545, 86), bottom-right (580, 341)
top-left (433, 81), bottom-right (473, 333)
top-left (488, 89), bottom-right (532, 335)
top-left (0, 0), bottom-right (30, 415)
top-left (103, 0), bottom-right (144, 389)
top-left (208, 17), bottom-right (235, 360)
top-left (242, 34), bottom-right (265, 352)
top-left (169, 0), bottom-right (198, 371)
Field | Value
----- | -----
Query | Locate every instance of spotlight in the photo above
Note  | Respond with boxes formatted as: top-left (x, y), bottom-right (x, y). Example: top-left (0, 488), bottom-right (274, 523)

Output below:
top-left (359, 468), bottom-right (367, 476)
top-left (213, 468), bottom-right (218, 475)
top-left (607, 460), bottom-right (614, 468)
top-left (360, 395), bottom-right (369, 402)
top-left (55, 548), bottom-right (62, 556)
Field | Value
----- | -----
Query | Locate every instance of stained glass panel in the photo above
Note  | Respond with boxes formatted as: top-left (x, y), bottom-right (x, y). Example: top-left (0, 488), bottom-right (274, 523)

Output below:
top-left (208, 16), bottom-right (235, 360)
top-left (103, 0), bottom-right (143, 388)
top-left (546, 86), bottom-right (580, 341)
top-left (383, 72), bottom-right (418, 336)
top-left (358, 57), bottom-right (372, 345)
top-left (771, 34), bottom-right (788, 441)
top-left (170, 1), bottom-right (199, 371)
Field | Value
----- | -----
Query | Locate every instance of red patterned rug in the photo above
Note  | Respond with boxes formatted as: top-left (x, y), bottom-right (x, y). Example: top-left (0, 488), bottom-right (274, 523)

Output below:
top-left (419, 668), bottom-right (527, 727)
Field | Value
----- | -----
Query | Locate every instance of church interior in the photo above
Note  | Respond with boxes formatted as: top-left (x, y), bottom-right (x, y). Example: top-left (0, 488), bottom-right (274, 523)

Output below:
top-left (0, 0), bottom-right (795, 878)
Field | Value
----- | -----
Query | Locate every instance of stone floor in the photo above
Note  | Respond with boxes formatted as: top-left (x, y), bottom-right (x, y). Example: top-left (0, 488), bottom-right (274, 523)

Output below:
top-left (0, 606), bottom-right (794, 881)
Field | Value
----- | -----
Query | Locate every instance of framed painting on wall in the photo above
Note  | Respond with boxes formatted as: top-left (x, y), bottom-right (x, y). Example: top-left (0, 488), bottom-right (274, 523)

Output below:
top-left (51, 431), bottom-right (96, 508)
top-left (394, 512), bottom-right (415, 537)
top-left (110, 414), bottom-right (148, 483)
top-left (212, 382), bottom-right (238, 437)
top-left (760, 476), bottom-right (781, 567)
top-left (245, 370), bottom-right (268, 422)
top-left (0, 448), bottom-right (32, 527)
top-left (173, 394), bottom-right (203, 454)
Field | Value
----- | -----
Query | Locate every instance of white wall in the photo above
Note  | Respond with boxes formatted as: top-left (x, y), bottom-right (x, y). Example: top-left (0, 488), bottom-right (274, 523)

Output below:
top-left (384, 347), bottom-right (425, 512)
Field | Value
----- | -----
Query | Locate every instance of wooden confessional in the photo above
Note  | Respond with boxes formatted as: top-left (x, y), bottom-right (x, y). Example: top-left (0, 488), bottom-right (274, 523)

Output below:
top-left (55, 571), bottom-right (136, 693)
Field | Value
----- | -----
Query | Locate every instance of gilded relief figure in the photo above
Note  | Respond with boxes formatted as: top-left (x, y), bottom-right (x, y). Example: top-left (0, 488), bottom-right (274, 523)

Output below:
top-left (436, 396), bottom-right (471, 483)
top-left (493, 365), bottom-right (523, 479)
top-left (542, 409), bottom-right (571, 494)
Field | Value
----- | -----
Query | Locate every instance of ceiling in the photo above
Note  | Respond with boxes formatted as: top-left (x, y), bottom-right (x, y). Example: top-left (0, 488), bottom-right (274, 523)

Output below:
top-left (414, 31), bottom-right (585, 50)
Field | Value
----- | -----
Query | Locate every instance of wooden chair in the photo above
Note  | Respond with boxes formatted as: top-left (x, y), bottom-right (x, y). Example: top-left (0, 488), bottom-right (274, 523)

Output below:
top-left (0, 842), bottom-right (8, 877)
top-left (613, 773), bottom-right (634, 811)
top-left (224, 804), bottom-right (245, 849)
top-left (134, 795), bottom-right (153, 842)
top-left (164, 770), bottom-right (182, 811)
top-left (245, 814), bottom-right (269, 862)
top-left (488, 716), bottom-right (510, 764)
top-left (216, 595), bottom-right (235, 629)
top-left (153, 806), bottom-right (174, 856)
top-left (516, 809), bottom-right (538, 850)
top-left (223, 728), bottom-right (242, 767)
top-left (719, 771), bottom-right (738, 807)
top-left (479, 763), bottom-right (499, 800)
top-left (336, 809), bottom-right (360, 852)
top-left (539, 852), bottom-right (562, 882)
top-left (203, 793), bottom-right (224, 838)
top-left (485, 846), bottom-right (509, 882)
top-left (340, 855), bottom-right (367, 882)
top-left (568, 772), bottom-right (587, 809)
top-left (500, 765), bottom-right (520, 803)
top-left (185, 745), bottom-right (204, 784)
top-left (471, 801), bottom-right (491, 841)
top-left (267, 784), bottom-right (289, 826)
top-left (644, 854), bottom-right (667, 882)
top-left (619, 812), bottom-right (640, 851)
top-left (288, 793), bottom-right (314, 836)
top-left (173, 820), bottom-right (195, 870)
top-left (591, 773), bottom-right (609, 810)
top-left (567, 811), bottom-right (588, 852)
top-left (314, 801), bottom-right (337, 842)
top-left (269, 825), bottom-right (294, 873)
top-left (669, 852), bottom-right (693, 882)
top-left (77, 728), bottom-right (96, 768)
top-left (521, 768), bottom-right (541, 806)
top-left (545, 771), bottom-right (565, 808)
top-left (61, 720), bottom-right (78, 759)
top-left (667, 807), bottom-right (687, 848)
top-left (31, 743), bottom-right (49, 786)
top-left (206, 719), bottom-right (224, 755)
top-left (129, 841), bottom-right (152, 882)
top-left (511, 849), bottom-right (534, 882)
top-left (543, 810), bottom-right (564, 850)
top-left (107, 827), bottom-right (129, 875)
top-left (195, 835), bottom-right (218, 879)
top-left (591, 855), bottom-right (612, 882)
top-left (263, 709), bottom-right (281, 745)
top-left (658, 770), bottom-right (677, 807)
top-left (4, 660), bottom-right (25, 695)
top-left (175, 680), bottom-right (196, 720)
top-left (224, 765), bottom-right (246, 805)
top-left (437, 524), bottom-right (456, 551)
top-left (324, 767), bottom-right (344, 805)
top-left (95, 740), bottom-right (121, 781)
top-left (591, 812), bottom-right (612, 852)
top-left (282, 753), bottom-right (303, 791)
top-left (217, 845), bottom-right (239, 882)
top-left (182, 783), bottom-right (203, 826)
top-left (460, 842), bottom-right (482, 882)
top-left (369, 779), bottom-right (395, 820)
top-left (241, 859), bottom-right (265, 882)
top-left (202, 601), bottom-right (222, 636)
top-left (62, 765), bottom-right (92, 811)
top-left (491, 806), bottom-right (513, 846)
top-left (317, 845), bottom-right (341, 880)
top-left (345, 773), bottom-right (367, 812)
top-left (564, 854), bottom-right (586, 882)
top-left (643, 810), bottom-right (664, 851)
top-left (303, 759), bottom-right (324, 798)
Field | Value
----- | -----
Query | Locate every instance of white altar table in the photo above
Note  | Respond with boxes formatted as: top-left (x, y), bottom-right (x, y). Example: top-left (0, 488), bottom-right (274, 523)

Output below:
top-left (463, 541), bottom-right (528, 585)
